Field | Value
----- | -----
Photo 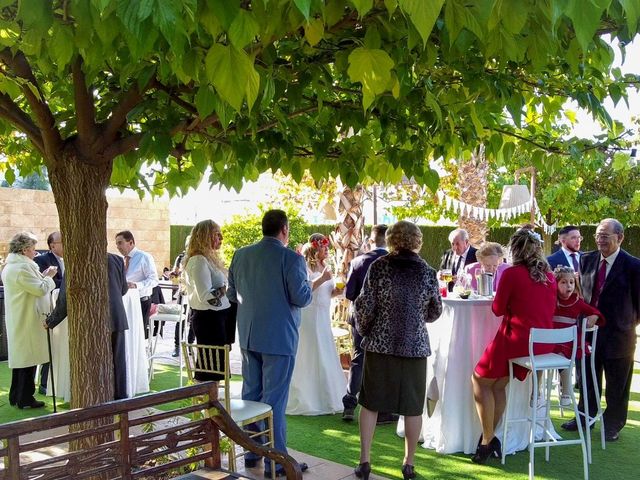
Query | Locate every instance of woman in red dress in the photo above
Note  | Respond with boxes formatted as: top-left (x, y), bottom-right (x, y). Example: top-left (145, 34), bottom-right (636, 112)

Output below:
top-left (471, 228), bottom-right (557, 463)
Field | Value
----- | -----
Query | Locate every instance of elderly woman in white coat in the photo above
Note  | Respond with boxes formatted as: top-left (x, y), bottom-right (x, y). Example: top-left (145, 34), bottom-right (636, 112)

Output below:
top-left (1, 232), bottom-right (58, 409)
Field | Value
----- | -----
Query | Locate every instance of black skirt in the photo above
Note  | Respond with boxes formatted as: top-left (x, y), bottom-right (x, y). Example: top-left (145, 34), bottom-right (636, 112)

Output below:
top-left (359, 350), bottom-right (427, 416)
top-left (191, 307), bottom-right (233, 381)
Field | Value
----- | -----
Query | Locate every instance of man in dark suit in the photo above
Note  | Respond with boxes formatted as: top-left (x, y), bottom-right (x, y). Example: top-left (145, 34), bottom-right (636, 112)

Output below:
top-left (34, 231), bottom-right (64, 393)
top-left (439, 228), bottom-right (477, 277)
top-left (561, 218), bottom-right (640, 442)
top-left (34, 231), bottom-right (64, 289)
top-left (47, 253), bottom-right (129, 400)
top-left (342, 224), bottom-right (396, 424)
top-left (547, 225), bottom-right (583, 272)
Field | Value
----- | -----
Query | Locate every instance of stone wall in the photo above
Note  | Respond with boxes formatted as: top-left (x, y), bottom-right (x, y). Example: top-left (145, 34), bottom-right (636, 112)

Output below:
top-left (0, 187), bottom-right (170, 273)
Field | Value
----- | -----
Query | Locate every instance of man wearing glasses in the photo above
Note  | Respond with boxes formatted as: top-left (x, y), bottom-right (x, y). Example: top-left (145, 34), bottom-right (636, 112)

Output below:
top-left (561, 218), bottom-right (640, 442)
top-left (547, 225), bottom-right (583, 272)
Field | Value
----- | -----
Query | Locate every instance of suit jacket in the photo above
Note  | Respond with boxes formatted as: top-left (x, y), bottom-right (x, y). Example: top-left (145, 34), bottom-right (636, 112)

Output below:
top-left (580, 249), bottom-right (640, 358)
top-left (108, 253), bottom-right (129, 332)
top-left (34, 251), bottom-right (63, 289)
top-left (547, 249), bottom-right (582, 270)
top-left (227, 237), bottom-right (312, 356)
top-left (439, 246), bottom-right (477, 272)
top-left (48, 254), bottom-right (129, 332)
top-left (345, 248), bottom-right (388, 302)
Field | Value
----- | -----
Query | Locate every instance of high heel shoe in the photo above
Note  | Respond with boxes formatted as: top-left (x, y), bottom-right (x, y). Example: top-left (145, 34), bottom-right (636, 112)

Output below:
top-left (471, 443), bottom-right (493, 464)
top-left (490, 436), bottom-right (502, 459)
top-left (354, 462), bottom-right (371, 480)
top-left (401, 463), bottom-right (416, 479)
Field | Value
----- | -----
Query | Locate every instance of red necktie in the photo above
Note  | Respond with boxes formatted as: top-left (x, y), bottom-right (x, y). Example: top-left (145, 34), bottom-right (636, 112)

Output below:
top-left (570, 253), bottom-right (580, 273)
top-left (589, 259), bottom-right (607, 307)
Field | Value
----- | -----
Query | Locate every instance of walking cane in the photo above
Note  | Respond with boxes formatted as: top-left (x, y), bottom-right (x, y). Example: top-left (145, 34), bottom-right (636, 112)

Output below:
top-left (45, 324), bottom-right (57, 413)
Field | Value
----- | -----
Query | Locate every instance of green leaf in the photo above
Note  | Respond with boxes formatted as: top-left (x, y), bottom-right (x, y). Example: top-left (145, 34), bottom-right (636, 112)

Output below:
top-left (229, 9), bottom-right (260, 48)
top-left (304, 18), bottom-right (325, 47)
top-left (384, 0), bottom-right (398, 15)
top-left (619, 0), bottom-right (640, 33)
top-left (502, 141), bottom-right (515, 163)
top-left (205, 44), bottom-right (256, 112)
top-left (566, 0), bottom-right (610, 52)
top-left (208, 0), bottom-right (240, 30)
top-left (347, 47), bottom-right (395, 109)
top-left (400, 0), bottom-right (444, 46)
top-left (4, 166), bottom-right (15, 185)
top-left (469, 104), bottom-right (484, 138)
top-left (364, 26), bottom-right (381, 49)
top-left (50, 24), bottom-right (75, 72)
top-left (294, 0), bottom-right (312, 20)
top-left (245, 62), bottom-right (261, 111)
top-left (351, 0), bottom-right (374, 17)
top-left (195, 85), bottom-right (217, 118)
top-left (424, 91), bottom-right (442, 126)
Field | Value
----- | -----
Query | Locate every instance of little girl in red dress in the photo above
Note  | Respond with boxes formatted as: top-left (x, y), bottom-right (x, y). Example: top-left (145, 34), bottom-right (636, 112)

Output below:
top-left (553, 266), bottom-right (605, 406)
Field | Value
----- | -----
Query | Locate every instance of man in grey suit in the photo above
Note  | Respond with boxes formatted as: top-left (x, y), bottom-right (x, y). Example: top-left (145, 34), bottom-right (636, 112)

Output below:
top-left (561, 218), bottom-right (640, 441)
top-left (227, 210), bottom-right (312, 477)
top-left (47, 253), bottom-right (129, 400)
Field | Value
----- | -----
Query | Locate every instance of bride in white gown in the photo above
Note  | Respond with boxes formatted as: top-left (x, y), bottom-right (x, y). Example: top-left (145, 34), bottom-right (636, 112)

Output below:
top-left (287, 234), bottom-right (346, 415)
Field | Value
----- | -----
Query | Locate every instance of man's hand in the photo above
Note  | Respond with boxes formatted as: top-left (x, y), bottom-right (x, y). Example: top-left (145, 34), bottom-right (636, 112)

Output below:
top-left (127, 282), bottom-right (137, 289)
top-left (43, 266), bottom-right (58, 278)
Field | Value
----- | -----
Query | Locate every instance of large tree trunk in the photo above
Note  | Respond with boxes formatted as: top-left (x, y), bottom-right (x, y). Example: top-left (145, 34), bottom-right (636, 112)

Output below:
top-left (48, 147), bottom-right (114, 410)
top-left (457, 146), bottom-right (488, 245)
top-left (330, 185), bottom-right (366, 277)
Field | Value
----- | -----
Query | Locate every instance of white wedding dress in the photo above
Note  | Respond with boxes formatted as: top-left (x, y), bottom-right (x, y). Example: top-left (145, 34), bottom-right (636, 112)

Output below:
top-left (286, 271), bottom-right (346, 415)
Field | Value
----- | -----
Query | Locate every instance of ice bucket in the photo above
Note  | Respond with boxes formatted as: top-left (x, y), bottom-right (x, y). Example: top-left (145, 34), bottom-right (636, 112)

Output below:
top-left (477, 272), bottom-right (494, 296)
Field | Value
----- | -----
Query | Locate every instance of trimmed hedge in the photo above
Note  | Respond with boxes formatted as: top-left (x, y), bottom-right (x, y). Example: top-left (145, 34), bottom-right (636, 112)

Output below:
top-left (170, 223), bottom-right (640, 270)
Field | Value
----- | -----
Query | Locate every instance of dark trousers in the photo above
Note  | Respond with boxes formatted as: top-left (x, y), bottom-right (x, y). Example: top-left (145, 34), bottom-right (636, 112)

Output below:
top-left (342, 324), bottom-right (364, 410)
top-left (112, 330), bottom-right (127, 400)
top-left (191, 308), bottom-right (230, 382)
top-left (39, 362), bottom-right (49, 391)
top-left (9, 366), bottom-right (37, 407)
top-left (174, 314), bottom-right (195, 347)
top-left (578, 352), bottom-right (635, 433)
top-left (140, 297), bottom-right (152, 339)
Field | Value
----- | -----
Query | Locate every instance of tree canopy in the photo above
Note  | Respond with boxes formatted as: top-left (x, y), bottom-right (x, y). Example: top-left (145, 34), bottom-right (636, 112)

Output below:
top-left (1, 0), bottom-right (639, 408)
top-left (1, 0), bottom-right (638, 193)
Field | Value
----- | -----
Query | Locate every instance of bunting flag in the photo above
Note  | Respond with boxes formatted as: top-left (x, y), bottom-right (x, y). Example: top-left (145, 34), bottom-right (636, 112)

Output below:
top-left (436, 191), bottom-right (557, 235)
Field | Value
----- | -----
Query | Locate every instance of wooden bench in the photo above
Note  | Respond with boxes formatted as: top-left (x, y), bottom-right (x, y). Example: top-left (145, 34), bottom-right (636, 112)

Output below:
top-left (0, 382), bottom-right (302, 479)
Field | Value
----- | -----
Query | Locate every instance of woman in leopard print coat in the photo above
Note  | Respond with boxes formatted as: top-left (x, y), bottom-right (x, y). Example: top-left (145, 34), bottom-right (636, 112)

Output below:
top-left (353, 221), bottom-right (442, 480)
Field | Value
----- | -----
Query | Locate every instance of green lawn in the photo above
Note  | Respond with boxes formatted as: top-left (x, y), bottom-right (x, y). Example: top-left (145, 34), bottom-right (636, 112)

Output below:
top-left (2, 362), bottom-right (639, 480)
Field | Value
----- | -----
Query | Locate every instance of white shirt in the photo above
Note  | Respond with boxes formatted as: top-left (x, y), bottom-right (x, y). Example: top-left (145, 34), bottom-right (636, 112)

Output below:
top-left (561, 247), bottom-right (580, 271)
top-left (453, 246), bottom-right (471, 275)
top-left (125, 247), bottom-right (158, 298)
top-left (184, 255), bottom-right (230, 311)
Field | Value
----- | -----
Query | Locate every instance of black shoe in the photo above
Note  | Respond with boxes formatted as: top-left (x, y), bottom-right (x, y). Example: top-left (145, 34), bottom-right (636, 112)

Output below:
top-left (354, 462), bottom-right (371, 479)
top-left (172, 347), bottom-right (179, 357)
top-left (17, 400), bottom-right (45, 409)
top-left (605, 429), bottom-right (620, 442)
top-left (561, 418), bottom-right (594, 431)
top-left (376, 413), bottom-right (399, 425)
top-left (266, 462), bottom-right (308, 477)
top-left (244, 457), bottom-right (261, 468)
top-left (490, 436), bottom-right (502, 459)
top-left (342, 407), bottom-right (355, 422)
top-left (402, 464), bottom-right (416, 479)
top-left (471, 443), bottom-right (494, 464)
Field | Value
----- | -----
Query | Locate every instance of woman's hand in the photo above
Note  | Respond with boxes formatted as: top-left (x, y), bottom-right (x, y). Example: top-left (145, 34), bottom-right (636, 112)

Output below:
top-left (585, 315), bottom-right (599, 328)
top-left (43, 266), bottom-right (58, 278)
top-left (319, 266), bottom-right (332, 284)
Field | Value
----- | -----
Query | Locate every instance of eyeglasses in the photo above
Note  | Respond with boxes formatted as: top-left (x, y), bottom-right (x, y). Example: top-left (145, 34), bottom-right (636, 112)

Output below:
top-left (567, 236), bottom-right (583, 241)
top-left (594, 233), bottom-right (614, 240)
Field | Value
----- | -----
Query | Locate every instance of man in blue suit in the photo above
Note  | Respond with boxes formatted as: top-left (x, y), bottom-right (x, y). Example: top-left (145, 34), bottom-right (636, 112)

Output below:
top-left (227, 210), bottom-right (312, 477)
top-left (547, 225), bottom-right (583, 272)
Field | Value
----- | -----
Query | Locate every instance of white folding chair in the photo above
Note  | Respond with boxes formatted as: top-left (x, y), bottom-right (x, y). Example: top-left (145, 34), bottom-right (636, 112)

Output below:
top-left (182, 343), bottom-right (275, 478)
top-left (578, 317), bottom-right (605, 463)
top-left (502, 326), bottom-right (589, 480)
top-left (148, 296), bottom-right (189, 385)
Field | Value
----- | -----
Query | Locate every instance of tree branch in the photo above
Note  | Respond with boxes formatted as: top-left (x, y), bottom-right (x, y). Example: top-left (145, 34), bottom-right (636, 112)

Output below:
top-left (0, 48), bottom-right (62, 158)
top-left (0, 92), bottom-right (45, 154)
top-left (102, 76), bottom-right (155, 144)
top-left (72, 57), bottom-right (98, 147)
top-left (104, 132), bottom-right (144, 159)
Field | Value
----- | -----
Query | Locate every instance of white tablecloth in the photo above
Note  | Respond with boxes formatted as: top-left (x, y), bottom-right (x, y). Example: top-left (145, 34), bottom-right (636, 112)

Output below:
top-left (123, 289), bottom-right (150, 397)
top-left (397, 297), bottom-right (558, 455)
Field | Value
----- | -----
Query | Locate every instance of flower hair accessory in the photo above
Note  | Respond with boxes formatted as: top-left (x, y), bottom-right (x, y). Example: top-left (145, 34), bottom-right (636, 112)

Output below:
top-left (526, 230), bottom-right (543, 243)
top-left (311, 237), bottom-right (329, 249)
